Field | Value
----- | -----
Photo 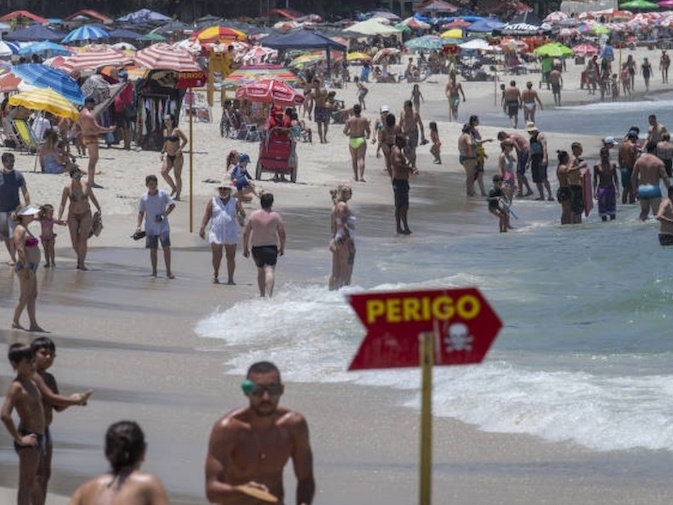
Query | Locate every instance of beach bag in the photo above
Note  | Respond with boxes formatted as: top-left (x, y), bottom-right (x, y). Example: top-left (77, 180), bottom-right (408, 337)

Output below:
top-left (89, 211), bottom-right (103, 238)
top-left (125, 103), bottom-right (137, 119)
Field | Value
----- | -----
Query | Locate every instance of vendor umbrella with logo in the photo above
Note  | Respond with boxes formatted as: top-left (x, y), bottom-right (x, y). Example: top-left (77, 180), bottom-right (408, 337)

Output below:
top-left (134, 43), bottom-right (206, 88)
top-left (235, 78), bottom-right (304, 106)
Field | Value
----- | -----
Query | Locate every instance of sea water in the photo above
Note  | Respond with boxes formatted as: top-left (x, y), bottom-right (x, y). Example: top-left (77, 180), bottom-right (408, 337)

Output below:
top-left (195, 174), bottom-right (673, 455)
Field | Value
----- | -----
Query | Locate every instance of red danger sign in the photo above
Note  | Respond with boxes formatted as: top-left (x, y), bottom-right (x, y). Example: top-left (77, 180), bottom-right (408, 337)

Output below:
top-left (347, 288), bottom-right (502, 370)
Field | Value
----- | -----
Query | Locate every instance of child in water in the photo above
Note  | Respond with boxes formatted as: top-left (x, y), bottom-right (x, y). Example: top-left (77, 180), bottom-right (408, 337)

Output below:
top-left (429, 121), bottom-right (441, 164)
top-left (488, 175), bottom-right (512, 233)
top-left (411, 84), bottom-right (424, 112)
top-left (37, 204), bottom-right (64, 268)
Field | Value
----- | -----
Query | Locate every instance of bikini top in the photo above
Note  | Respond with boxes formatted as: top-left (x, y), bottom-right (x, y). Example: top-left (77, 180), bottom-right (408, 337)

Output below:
top-left (25, 230), bottom-right (38, 248)
top-left (164, 129), bottom-right (180, 143)
top-left (70, 187), bottom-right (88, 202)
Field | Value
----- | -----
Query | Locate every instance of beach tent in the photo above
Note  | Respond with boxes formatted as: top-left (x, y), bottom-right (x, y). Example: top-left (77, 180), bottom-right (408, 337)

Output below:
top-left (5, 25), bottom-right (67, 42)
top-left (343, 18), bottom-right (403, 35)
top-left (117, 9), bottom-right (172, 24)
top-left (261, 31), bottom-right (347, 78)
top-left (151, 20), bottom-right (191, 35)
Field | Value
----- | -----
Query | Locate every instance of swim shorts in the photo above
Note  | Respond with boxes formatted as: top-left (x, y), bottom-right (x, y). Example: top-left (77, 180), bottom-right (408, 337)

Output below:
top-left (146, 232), bottom-right (171, 249)
top-left (392, 178), bottom-right (410, 208)
top-left (314, 106), bottom-right (330, 124)
top-left (638, 184), bottom-right (662, 200)
top-left (251, 245), bottom-right (278, 268)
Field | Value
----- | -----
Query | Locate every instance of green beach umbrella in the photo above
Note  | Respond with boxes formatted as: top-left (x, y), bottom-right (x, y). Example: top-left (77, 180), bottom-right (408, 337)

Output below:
top-left (590, 24), bottom-right (611, 35)
top-left (533, 42), bottom-right (574, 58)
top-left (620, 0), bottom-right (658, 9)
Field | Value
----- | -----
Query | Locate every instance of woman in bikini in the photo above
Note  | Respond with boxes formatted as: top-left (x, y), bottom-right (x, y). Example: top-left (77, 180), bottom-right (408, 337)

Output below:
top-left (12, 205), bottom-right (43, 331)
top-left (160, 114), bottom-right (188, 201)
top-left (58, 167), bottom-right (101, 271)
top-left (329, 185), bottom-right (355, 290)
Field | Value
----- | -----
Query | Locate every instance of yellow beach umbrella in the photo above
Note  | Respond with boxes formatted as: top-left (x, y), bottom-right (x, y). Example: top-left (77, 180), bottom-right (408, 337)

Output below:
top-left (440, 28), bottom-right (463, 39)
top-left (9, 87), bottom-right (79, 120)
top-left (347, 51), bottom-right (372, 61)
top-left (289, 53), bottom-right (323, 67)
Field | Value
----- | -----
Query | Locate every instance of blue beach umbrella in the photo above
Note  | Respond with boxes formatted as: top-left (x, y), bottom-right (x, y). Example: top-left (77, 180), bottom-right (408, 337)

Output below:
top-left (62, 26), bottom-right (110, 44)
top-left (19, 41), bottom-right (71, 57)
top-left (11, 64), bottom-right (84, 105)
top-left (405, 35), bottom-right (445, 51)
top-left (0, 41), bottom-right (21, 57)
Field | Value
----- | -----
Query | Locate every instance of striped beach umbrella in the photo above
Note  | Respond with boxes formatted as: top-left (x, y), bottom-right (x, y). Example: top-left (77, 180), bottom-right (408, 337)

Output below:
top-left (222, 64), bottom-right (298, 88)
top-left (0, 41), bottom-right (20, 57)
top-left (235, 78), bottom-right (304, 106)
top-left (134, 43), bottom-right (206, 88)
top-left (9, 87), bottom-right (80, 120)
top-left (191, 25), bottom-right (247, 43)
top-left (11, 64), bottom-right (85, 105)
top-left (62, 26), bottom-right (110, 44)
top-left (56, 47), bottom-right (133, 73)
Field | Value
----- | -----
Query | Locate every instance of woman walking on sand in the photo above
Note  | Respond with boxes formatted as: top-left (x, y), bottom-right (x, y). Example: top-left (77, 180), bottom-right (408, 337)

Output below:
top-left (58, 166), bottom-right (101, 270)
top-left (329, 185), bottom-right (356, 290)
top-left (160, 114), bottom-right (188, 201)
top-left (12, 205), bottom-right (43, 331)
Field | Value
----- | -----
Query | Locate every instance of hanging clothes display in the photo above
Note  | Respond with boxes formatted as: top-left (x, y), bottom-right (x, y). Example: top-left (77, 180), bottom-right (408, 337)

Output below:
top-left (136, 73), bottom-right (184, 151)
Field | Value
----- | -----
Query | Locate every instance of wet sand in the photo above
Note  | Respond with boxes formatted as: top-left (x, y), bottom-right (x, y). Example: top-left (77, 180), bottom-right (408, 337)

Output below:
top-left (2, 45), bottom-right (673, 503)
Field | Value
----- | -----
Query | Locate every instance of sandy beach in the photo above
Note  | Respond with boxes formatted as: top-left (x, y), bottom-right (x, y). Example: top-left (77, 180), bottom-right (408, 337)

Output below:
top-left (2, 44), bottom-right (673, 505)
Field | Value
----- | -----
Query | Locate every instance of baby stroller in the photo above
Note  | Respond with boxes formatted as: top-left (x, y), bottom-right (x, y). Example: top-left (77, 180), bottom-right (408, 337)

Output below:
top-left (255, 127), bottom-right (298, 183)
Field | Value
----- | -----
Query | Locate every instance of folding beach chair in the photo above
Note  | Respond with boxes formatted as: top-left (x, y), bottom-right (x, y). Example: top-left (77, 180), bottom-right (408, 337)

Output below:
top-left (12, 119), bottom-right (39, 153)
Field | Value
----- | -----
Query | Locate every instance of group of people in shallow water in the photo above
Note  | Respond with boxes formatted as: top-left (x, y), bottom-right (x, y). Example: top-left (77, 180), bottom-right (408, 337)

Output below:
top-left (481, 113), bottom-right (673, 243)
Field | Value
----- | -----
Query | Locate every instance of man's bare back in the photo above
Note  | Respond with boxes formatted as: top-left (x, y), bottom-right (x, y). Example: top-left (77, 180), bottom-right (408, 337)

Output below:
top-left (246, 209), bottom-right (284, 247)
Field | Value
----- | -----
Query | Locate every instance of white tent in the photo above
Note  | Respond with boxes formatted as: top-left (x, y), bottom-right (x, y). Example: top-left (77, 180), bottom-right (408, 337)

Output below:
top-left (344, 18), bottom-right (403, 36)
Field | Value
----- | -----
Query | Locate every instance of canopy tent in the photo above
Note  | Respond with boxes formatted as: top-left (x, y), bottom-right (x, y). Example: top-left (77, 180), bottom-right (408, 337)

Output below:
top-left (465, 17), bottom-right (505, 32)
top-left (18, 41), bottom-right (71, 57)
top-left (415, 0), bottom-right (458, 14)
top-left (5, 25), bottom-right (66, 42)
top-left (109, 28), bottom-right (145, 40)
top-left (151, 20), bottom-right (191, 35)
top-left (497, 22), bottom-right (547, 36)
top-left (260, 31), bottom-right (347, 79)
top-left (343, 18), bottom-right (403, 35)
top-left (117, 9), bottom-right (172, 24)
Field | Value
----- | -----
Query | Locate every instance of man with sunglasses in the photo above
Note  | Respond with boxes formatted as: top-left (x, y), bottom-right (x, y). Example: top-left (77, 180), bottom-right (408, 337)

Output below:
top-left (0, 152), bottom-right (30, 265)
top-left (205, 361), bottom-right (315, 505)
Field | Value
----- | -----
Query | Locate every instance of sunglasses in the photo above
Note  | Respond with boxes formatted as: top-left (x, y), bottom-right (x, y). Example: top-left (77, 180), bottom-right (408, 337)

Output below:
top-left (249, 383), bottom-right (283, 397)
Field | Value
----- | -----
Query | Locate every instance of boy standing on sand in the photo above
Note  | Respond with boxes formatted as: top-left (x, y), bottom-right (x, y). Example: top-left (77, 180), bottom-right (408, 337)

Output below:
top-left (136, 175), bottom-right (176, 279)
top-left (31, 337), bottom-right (92, 505)
top-left (1, 344), bottom-right (45, 505)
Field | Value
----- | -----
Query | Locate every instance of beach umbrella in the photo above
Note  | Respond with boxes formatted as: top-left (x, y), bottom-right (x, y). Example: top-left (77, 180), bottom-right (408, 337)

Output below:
top-left (62, 26), bottom-right (110, 44)
top-left (111, 42), bottom-right (138, 51)
top-left (397, 17), bottom-right (431, 30)
top-left (440, 28), bottom-right (464, 39)
top-left (191, 25), bottom-right (247, 43)
top-left (9, 87), bottom-right (79, 120)
top-left (0, 73), bottom-right (23, 92)
top-left (0, 41), bottom-right (20, 57)
top-left (442, 19), bottom-right (473, 29)
top-left (19, 41), bottom-right (72, 57)
top-left (405, 35), bottom-right (445, 51)
top-left (543, 11), bottom-right (569, 24)
top-left (222, 64), bottom-right (298, 88)
top-left (56, 47), bottom-right (134, 74)
top-left (235, 78), bottom-right (304, 106)
top-left (620, 0), bottom-right (658, 8)
top-left (108, 28), bottom-right (145, 41)
top-left (134, 43), bottom-right (206, 88)
top-left (242, 46), bottom-right (277, 64)
top-left (117, 9), bottom-right (172, 24)
top-left (658, 0), bottom-right (673, 6)
top-left (347, 52), bottom-right (372, 61)
top-left (138, 33), bottom-right (167, 42)
top-left (289, 53), bottom-right (324, 68)
top-left (533, 42), bottom-right (574, 58)
top-left (11, 64), bottom-right (84, 105)
top-left (572, 43), bottom-right (600, 57)
top-left (590, 24), bottom-right (612, 34)
top-left (459, 38), bottom-right (500, 52)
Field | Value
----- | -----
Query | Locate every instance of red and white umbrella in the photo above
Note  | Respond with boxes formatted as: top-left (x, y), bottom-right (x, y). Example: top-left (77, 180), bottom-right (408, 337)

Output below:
top-left (134, 43), bottom-right (206, 88)
top-left (55, 47), bottom-right (133, 74)
top-left (235, 78), bottom-right (304, 106)
top-left (572, 43), bottom-right (599, 57)
top-left (543, 11), bottom-right (569, 24)
top-left (243, 46), bottom-right (278, 64)
top-left (372, 47), bottom-right (401, 63)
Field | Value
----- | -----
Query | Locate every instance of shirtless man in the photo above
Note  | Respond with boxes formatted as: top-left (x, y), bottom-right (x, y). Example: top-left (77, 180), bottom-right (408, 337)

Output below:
top-left (567, 142), bottom-right (588, 224)
top-left (656, 185), bottom-right (673, 246)
top-left (243, 193), bottom-right (286, 298)
top-left (77, 97), bottom-right (115, 189)
top-left (657, 131), bottom-right (673, 177)
top-left (445, 76), bottom-right (465, 122)
top-left (497, 131), bottom-right (533, 197)
top-left (660, 50), bottom-right (670, 84)
top-left (521, 81), bottom-right (543, 124)
top-left (399, 100), bottom-right (426, 170)
top-left (502, 81), bottom-right (522, 129)
top-left (205, 361), bottom-right (315, 505)
top-left (618, 130), bottom-right (639, 204)
top-left (632, 140), bottom-right (671, 221)
top-left (646, 114), bottom-right (667, 145)
top-left (343, 104), bottom-right (371, 182)
top-left (548, 66), bottom-right (563, 106)
top-left (311, 79), bottom-right (330, 143)
top-left (391, 134), bottom-right (418, 235)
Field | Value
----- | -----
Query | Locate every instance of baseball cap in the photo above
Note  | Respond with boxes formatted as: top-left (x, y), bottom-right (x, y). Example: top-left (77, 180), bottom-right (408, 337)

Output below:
top-left (380, 105), bottom-right (389, 113)
top-left (603, 136), bottom-right (617, 145)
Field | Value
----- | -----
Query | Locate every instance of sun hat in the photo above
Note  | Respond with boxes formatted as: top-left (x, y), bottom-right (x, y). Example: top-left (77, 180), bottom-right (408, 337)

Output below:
top-left (18, 205), bottom-right (40, 217)
top-left (526, 121), bottom-right (538, 132)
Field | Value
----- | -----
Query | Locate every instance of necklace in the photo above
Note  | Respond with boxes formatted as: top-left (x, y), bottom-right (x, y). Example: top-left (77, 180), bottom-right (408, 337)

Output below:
top-left (250, 429), bottom-right (267, 460)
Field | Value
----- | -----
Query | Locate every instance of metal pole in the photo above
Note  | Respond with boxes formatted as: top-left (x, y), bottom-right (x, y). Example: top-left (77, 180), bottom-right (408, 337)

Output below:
top-left (419, 331), bottom-right (434, 505)
top-left (189, 88), bottom-right (194, 233)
